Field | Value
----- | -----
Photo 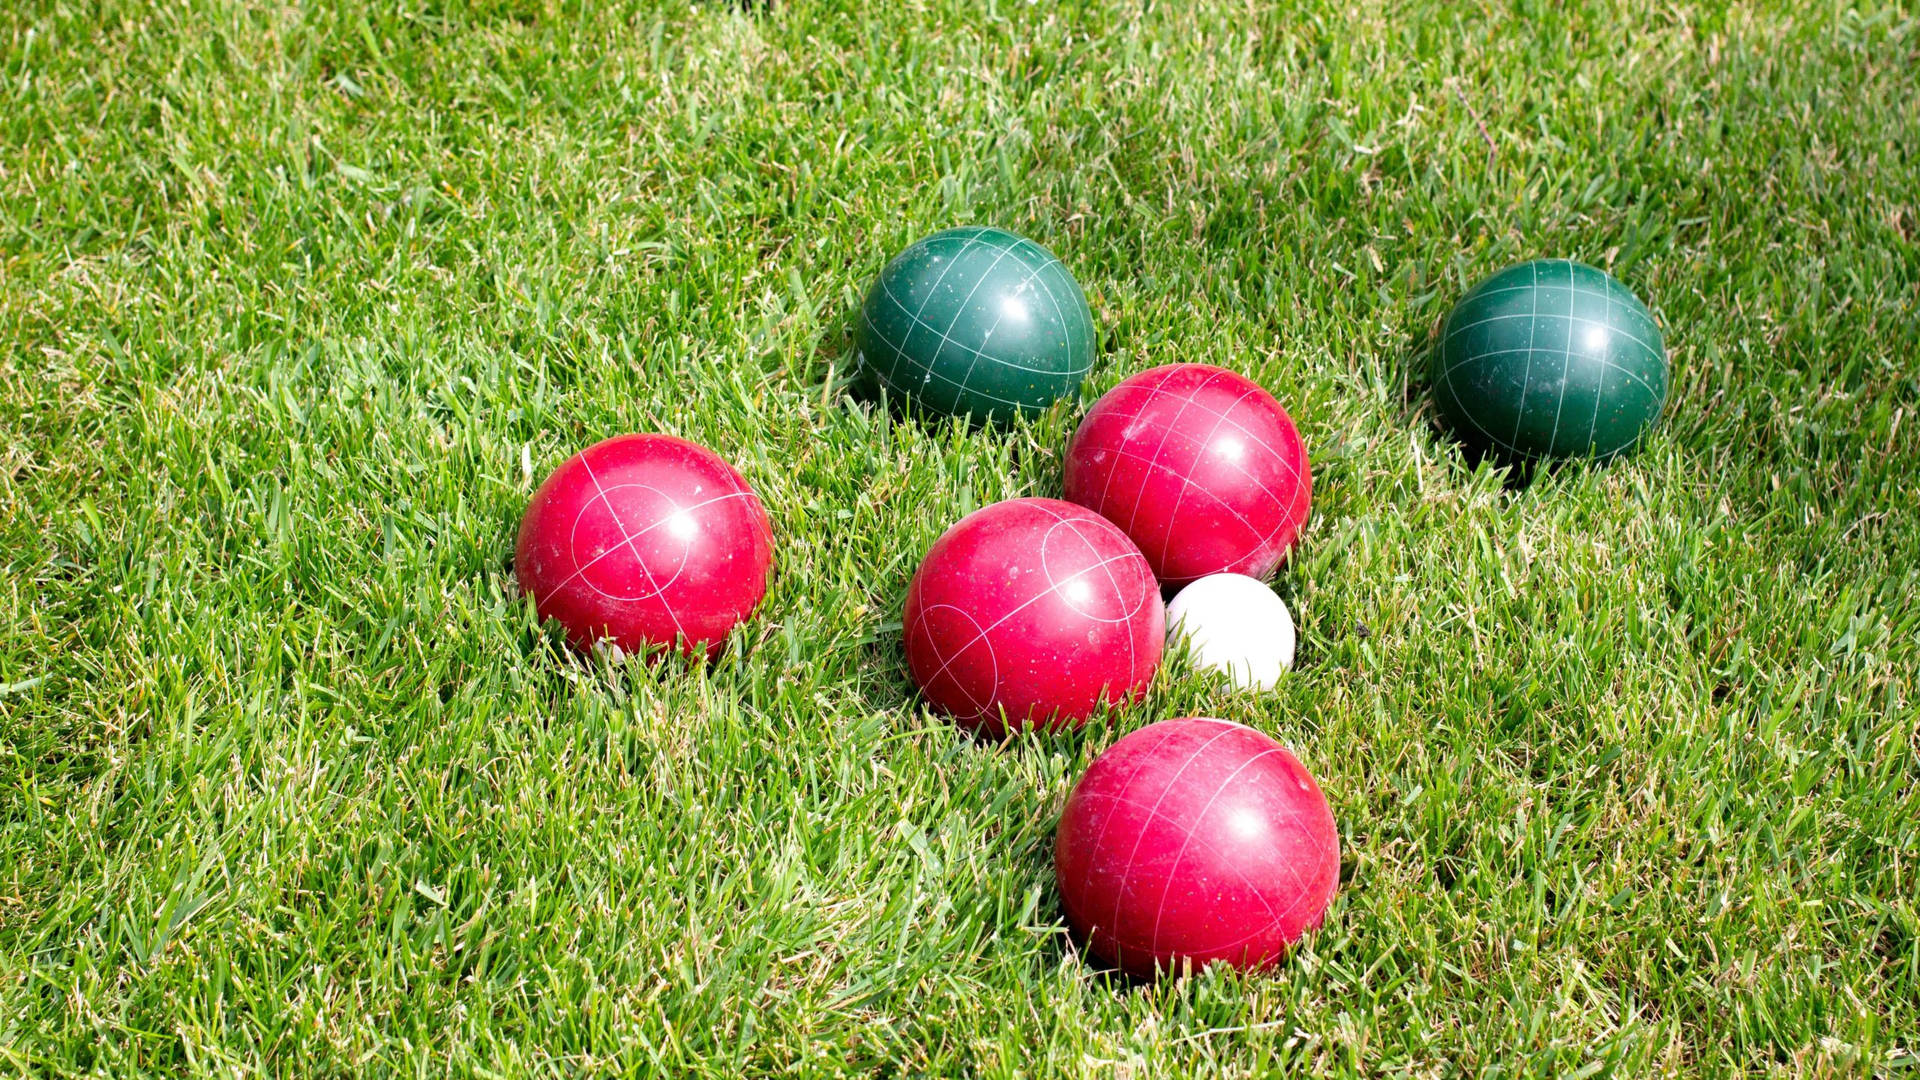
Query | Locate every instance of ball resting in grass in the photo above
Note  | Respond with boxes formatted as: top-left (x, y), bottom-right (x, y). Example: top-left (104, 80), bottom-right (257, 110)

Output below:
top-left (1064, 363), bottom-right (1312, 587)
top-left (514, 434), bottom-right (774, 660)
top-left (1165, 573), bottom-right (1296, 691)
top-left (854, 226), bottom-right (1096, 423)
top-left (1432, 259), bottom-right (1668, 462)
top-left (903, 497), bottom-right (1163, 737)
top-left (1055, 717), bottom-right (1339, 979)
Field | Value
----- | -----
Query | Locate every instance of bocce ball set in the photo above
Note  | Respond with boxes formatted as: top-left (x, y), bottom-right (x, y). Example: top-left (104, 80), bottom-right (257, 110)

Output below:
top-left (513, 226), bottom-right (1671, 980)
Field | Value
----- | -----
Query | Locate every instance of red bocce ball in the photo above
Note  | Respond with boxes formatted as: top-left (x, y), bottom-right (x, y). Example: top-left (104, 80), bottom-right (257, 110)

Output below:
top-left (515, 433), bottom-right (774, 659)
top-left (1054, 717), bottom-right (1339, 978)
top-left (1063, 363), bottom-right (1312, 587)
top-left (904, 498), bottom-right (1163, 737)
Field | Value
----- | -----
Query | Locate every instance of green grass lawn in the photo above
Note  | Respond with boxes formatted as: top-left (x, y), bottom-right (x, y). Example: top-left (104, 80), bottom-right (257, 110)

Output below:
top-left (3, 0), bottom-right (1917, 1074)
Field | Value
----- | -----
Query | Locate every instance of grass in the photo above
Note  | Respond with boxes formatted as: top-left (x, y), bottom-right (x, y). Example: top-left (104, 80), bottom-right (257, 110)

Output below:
top-left (2, 0), bottom-right (1917, 1074)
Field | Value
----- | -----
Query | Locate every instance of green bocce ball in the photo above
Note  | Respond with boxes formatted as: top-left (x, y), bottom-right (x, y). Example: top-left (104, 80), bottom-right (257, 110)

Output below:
top-left (855, 226), bottom-right (1096, 423)
top-left (1432, 259), bottom-right (1669, 462)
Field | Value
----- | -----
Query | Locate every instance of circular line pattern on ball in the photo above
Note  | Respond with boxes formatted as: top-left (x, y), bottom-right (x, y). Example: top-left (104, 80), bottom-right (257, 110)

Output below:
top-left (1064, 363), bottom-right (1312, 586)
top-left (903, 498), bottom-right (1163, 736)
top-left (855, 226), bottom-right (1096, 423)
top-left (515, 433), bottom-right (774, 659)
top-left (569, 483), bottom-right (690, 602)
top-left (1432, 258), bottom-right (1668, 461)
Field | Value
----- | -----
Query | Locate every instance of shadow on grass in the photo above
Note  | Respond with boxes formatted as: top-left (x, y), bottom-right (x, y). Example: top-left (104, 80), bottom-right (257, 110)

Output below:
top-left (1387, 325), bottom-right (1549, 493)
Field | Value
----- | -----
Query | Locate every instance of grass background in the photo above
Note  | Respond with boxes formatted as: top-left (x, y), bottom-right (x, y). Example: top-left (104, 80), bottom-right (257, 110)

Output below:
top-left (3, 0), bottom-right (1917, 1074)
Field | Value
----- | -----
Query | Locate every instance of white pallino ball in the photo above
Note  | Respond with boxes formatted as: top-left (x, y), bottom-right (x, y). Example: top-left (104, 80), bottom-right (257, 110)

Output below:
top-left (1165, 573), bottom-right (1296, 690)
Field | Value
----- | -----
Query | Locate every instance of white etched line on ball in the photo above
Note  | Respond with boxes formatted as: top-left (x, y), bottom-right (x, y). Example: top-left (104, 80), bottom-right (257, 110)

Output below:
top-left (969, 251), bottom-right (1082, 389)
top-left (575, 458), bottom-right (691, 641)
top-left (1115, 369), bottom-right (1226, 542)
top-left (997, 238), bottom-right (1090, 377)
top-left (859, 304), bottom-right (1044, 409)
top-left (577, 454), bottom-right (689, 646)
top-left (1147, 383), bottom-right (1267, 571)
top-left (565, 483), bottom-right (687, 602)
top-left (877, 230), bottom-right (991, 393)
top-left (908, 230), bottom-right (991, 323)
top-left (1141, 747), bottom-right (1289, 953)
top-left (1086, 766), bottom-right (1329, 958)
top-left (1083, 380), bottom-right (1143, 517)
top-left (914, 548), bottom-right (1147, 690)
top-left (1094, 443), bottom-right (1281, 558)
top-left (1587, 270), bottom-right (1612, 451)
top-left (1137, 375), bottom-right (1305, 492)
top-left (1032, 505), bottom-right (1143, 682)
top-left (1075, 783), bottom-right (1290, 936)
top-left (546, 489), bottom-right (756, 601)
top-left (1439, 328), bottom-right (1522, 457)
top-left (1508, 261), bottom-right (1541, 449)
top-left (875, 230), bottom-right (989, 395)
top-left (1546, 271), bottom-right (1580, 454)
top-left (933, 241), bottom-right (1027, 401)
top-left (1444, 304), bottom-right (1664, 364)
top-left (1104, 724), bottom-right (1245, 950)
top-left (1440, 369), bottom-right (1526, 458)
top-left (1100, 896), bottom-right (1303, 965)
top-left (912, 602), bottom-right (996, 719)
top-left (1075, 723), bottom-right (1190, 895)
top-left (1090, 371), bottom-right (1307, 550)
top-left (1028, 504), bottom-right (1152, 623)
top-left (873, 274), bottom-right (1088, 379)
top-left (1433, 328), bottom-right (1662, 402)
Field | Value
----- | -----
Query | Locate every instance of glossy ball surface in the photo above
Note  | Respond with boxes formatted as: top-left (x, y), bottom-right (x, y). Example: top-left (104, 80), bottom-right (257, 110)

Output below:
top-left (1064, 364), bottom-right (1312, 587)
top-left (855, 226), bottom-right (1096, 423)
top-left (1055, 717), bottom-right (1339, 978)
top-left (1433, 259), bottom-right (1668, 461)
top-left (903, 498), bottom-right (1162, 737)
top-left (515, 434), bottom-right (774, 659)
top-left (1165, 573), bottom-right (1296, 691)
